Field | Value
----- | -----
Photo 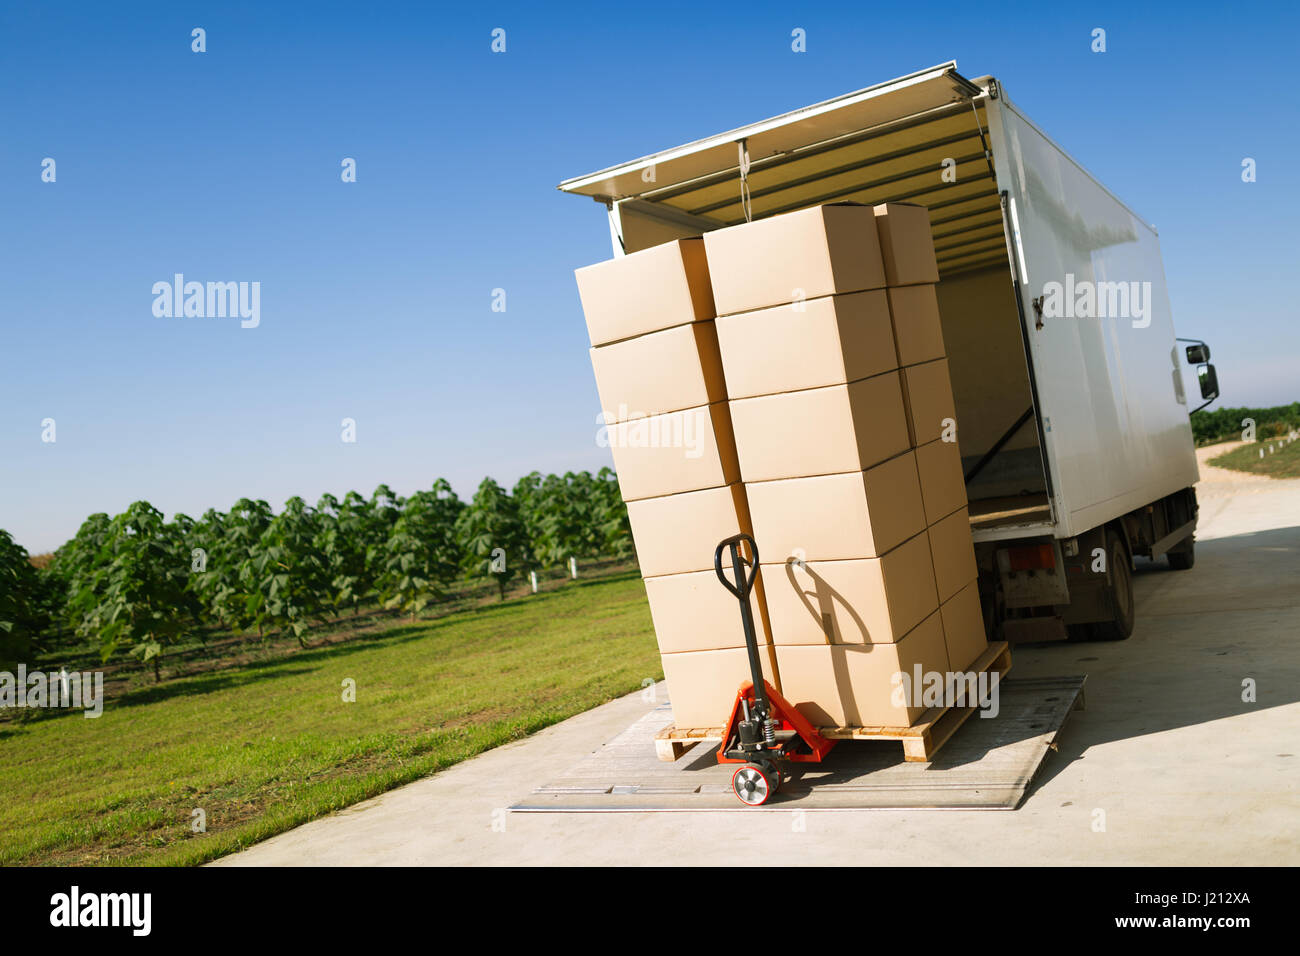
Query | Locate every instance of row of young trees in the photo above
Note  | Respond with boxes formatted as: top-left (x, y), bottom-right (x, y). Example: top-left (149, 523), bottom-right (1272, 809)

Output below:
top-left (1190, 402), bottom-right (1300, 445)
top-left (0, 470), bottom-right (632, 676)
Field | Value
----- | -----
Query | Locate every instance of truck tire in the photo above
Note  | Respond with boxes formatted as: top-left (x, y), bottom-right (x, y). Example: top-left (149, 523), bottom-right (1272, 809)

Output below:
top-left (1091, 529), bottom-right (1135, 641)
top-left (1167, 536), bottom-right (1195, 570)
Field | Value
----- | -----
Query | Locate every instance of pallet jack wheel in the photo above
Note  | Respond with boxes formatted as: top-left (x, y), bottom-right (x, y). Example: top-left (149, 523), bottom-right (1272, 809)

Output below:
top-left (731, 762), bottom-right (781, 806)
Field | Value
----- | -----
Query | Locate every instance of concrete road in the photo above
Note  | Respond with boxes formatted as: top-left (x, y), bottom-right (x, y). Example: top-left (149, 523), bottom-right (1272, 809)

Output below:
top-left (217, 446), bottom-right (1300, 865)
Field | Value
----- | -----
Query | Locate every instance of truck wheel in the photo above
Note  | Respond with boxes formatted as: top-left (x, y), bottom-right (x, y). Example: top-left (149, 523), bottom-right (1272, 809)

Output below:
top-left (1167, 536), bottom-right (1195, 570)
top-left (1092, 530), bottom-right (1135, 641)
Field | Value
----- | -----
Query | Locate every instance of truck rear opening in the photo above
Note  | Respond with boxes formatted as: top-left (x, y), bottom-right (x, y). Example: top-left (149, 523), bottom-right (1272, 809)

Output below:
top-left (560, 63), bottom-right (1051, 544)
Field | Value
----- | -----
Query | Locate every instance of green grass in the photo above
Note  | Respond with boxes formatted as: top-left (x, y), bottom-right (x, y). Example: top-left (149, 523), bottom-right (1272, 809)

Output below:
top-left (1209, 436), bottom-right (1300, 479)
top-left (0, 570), bottom-right (658, 866)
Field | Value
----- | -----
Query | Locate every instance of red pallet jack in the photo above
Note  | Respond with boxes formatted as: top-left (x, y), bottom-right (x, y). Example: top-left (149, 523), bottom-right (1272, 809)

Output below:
top-left (713, 533), bottom-right (835, 806)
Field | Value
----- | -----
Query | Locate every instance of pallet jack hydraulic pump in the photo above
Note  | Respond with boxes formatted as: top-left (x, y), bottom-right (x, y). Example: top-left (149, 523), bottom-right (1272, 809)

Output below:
top-left (713, 533), bottom-right (834, 806)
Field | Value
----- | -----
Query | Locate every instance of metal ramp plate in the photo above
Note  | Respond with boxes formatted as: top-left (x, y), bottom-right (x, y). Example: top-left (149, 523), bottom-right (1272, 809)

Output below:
top-left (512, 676), bottom-right (1085, 812)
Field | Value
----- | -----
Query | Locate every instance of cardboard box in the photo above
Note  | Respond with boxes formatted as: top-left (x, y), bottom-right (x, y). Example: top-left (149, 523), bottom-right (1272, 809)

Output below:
top-left (900, 358), bottom-right (958, 447)
top-left (887, 284), bottom-right (946, 368)
top-left (702, 203), bottom-right (886, 316)
top-left (714, 291), bottom-right (896, 399)
top-left (761, 532), bottom-right (939, 645)
top-left (626, 484), bottom-right (753, 578)
top-left (575, 238), bottom-right (714, 347)
top-left (940, 580), bottom-right (989, 672)
top-left (774, 611), bottom-right (950, 727)
top-left (728, 372), bottom-right (909, 482)
top-left (644, 565), bottom-right (773, 655)
top-left (607, 402), bottom-right (741, 502)
top-left (928, 506), bottom-right (978, 603)
top-left (914, 437), bottom-right (968, 525)
top-left (661, 644), bottom-right (781, 729)
top-left (745, 452), bottom-right (925, 562)
top-left (591, 321), bottom-right (726, 424)
top-left (873, 202), bottom-right (939, 287)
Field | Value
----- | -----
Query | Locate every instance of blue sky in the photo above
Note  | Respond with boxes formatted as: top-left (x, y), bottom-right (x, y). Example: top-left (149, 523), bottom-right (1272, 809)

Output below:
top-left (2, 1), bottom-right (1297, 553)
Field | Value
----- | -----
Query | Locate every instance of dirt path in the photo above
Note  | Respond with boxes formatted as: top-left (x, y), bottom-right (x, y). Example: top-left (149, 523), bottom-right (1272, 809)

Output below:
top-left (1196, 440), bottom-right (1275, 488)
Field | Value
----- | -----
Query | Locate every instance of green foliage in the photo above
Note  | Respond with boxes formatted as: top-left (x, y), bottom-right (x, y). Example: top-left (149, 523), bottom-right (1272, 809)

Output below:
top-left (512, 471), bottom-right (547, 569)
top-left (52, 513), bottom-right (111, 608)
top-left (378, 479), bottom-right (464, 616)
top-left (63, 502), bottom-right (196, 679)
top-left (250, 497), bottom-right (332, 647)
top-left (313, 486), bottom-right (407, 615)
top-left (1191, 402), bottom-right (1300, 445)
top-left (187, 499), bottom-right (274, 634)
top-left (0, 531), bottom-right (54, 669)
top-left (457, 477), bottom-right (528, 600)
top-left (5, 467), bottom-right (634, 671)
top-left (592, 467), bottom-right (634, 560)
top-left (314, 492), bottom-right (366, 614)
top-left (513, 467), bottom-right (632, 567)
top-left (185, 507), bottom-right (229, 624)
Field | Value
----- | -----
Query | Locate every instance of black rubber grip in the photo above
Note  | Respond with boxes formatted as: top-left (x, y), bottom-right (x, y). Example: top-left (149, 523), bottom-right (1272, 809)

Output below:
top-left (714, 533), bottom-right (759, 598)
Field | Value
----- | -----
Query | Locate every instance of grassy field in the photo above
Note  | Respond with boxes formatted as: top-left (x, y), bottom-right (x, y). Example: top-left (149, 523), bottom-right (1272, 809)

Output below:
top-left (0, 570), bottom-right (657, 866)
top-left (1209, 436), bottom-right (1300, 478)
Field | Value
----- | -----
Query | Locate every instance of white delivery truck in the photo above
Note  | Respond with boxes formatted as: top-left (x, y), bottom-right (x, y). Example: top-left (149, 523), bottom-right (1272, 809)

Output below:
top-left (559, 62), bottom-right (1220, 643)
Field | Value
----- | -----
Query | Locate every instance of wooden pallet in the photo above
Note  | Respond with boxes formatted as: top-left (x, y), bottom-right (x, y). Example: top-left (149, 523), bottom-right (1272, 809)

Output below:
top-left (654, 641), bottom-right (1012, 764)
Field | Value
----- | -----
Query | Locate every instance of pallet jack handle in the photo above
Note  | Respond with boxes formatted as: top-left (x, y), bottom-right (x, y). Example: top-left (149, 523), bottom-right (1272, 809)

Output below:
top-left (713, 533), bottom-right (769, 715)
top-left (713, 533), bottom-right (835, 804)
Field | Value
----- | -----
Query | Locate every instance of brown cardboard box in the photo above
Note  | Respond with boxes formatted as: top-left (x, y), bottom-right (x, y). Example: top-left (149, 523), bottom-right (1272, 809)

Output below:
top-left (774, 611), bottom-right (950, 727)
top-left (661, 644), bottom-right (781, 729)
top-left (575, 238), bottom-right (714, 347)
top-left (607, 402), bottom-right (741, 502)
top-left (873, 202), bottom-right (940, 287)
top-left (728, 372), bottom-right (909, 482)
top-left (887, 284), bottom-right (946, 368)
top-left (914, 437), bottom-right (968, 525)
top-left (761, 532), bottom-right (939, 645)
top-left (940, 580), bottom-right (989, 672)
top-left (590, 321), bottom-right (726, 424)
top-left (643, 566), bottom-right (773, 654)
top-left (900, 358), bottom-right (958, 447)
top-left (745, 452), bottom-right (925, 562)
top-left (626, 484), bottom-right (752, 578)
top-left (702, 203), bottom-right (886, 316)
top-left (714, 291), bottom-right (896, 399)
top-left (928, 506), bottom-right (978, 603)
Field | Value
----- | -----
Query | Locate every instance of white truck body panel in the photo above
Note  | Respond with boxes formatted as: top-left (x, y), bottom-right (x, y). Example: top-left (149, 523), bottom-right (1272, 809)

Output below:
top-left (983, 95), bottom-right (1200, 539)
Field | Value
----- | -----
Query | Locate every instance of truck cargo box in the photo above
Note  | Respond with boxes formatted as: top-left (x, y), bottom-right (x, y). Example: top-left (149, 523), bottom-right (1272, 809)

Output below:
top-left (559, 62), bottom-right (1202, 549)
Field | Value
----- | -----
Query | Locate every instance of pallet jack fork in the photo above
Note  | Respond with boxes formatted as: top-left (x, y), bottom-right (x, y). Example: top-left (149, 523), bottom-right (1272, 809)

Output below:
top-left (713, 533), bottom-right (835, 806)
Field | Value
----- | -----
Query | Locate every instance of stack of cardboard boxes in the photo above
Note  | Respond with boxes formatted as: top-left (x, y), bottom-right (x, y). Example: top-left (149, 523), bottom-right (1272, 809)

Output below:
top-left (575, 239), bottom-right (779, 729)
top-left (575, 201), bottom-right (988, 733)
top-left (873, 204), bottom-right (991, 703)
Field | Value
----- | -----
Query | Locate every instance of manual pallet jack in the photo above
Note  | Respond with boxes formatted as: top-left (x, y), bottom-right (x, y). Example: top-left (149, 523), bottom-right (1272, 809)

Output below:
top-left (713, 533), bottom-right (835, 806)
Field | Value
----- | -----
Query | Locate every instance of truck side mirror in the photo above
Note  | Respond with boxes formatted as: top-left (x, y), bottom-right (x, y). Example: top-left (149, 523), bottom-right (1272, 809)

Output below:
top-left (1186, 343), bottom-right (1211, 363)
top-left (1197, 363), bottom-right (1219, 401)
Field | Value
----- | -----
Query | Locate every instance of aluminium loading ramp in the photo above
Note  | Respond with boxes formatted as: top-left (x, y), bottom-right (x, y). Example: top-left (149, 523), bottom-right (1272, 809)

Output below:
top-left (511, 676), bottom-right (1085, 812)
